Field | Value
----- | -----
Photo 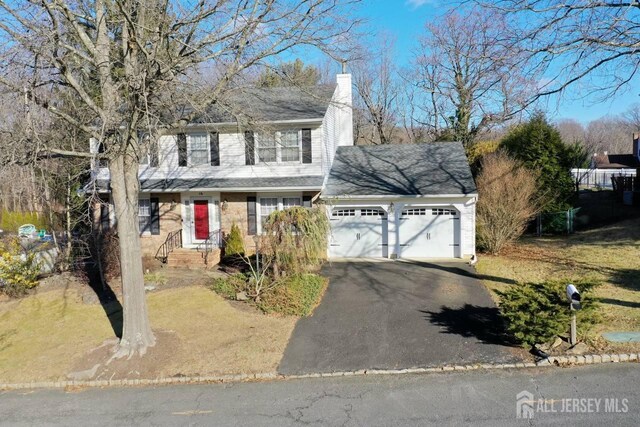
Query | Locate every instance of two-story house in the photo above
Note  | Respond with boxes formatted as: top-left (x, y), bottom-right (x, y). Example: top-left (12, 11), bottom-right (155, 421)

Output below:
top-left (91, 73), bottom-right (477, 266)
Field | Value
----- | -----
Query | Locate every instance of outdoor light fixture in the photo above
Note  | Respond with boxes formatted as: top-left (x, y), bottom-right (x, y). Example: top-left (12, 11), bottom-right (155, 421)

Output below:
top-left (170, 199), bottom-right (177, 210)
top-left (221, 199), bottom-right (229, 212)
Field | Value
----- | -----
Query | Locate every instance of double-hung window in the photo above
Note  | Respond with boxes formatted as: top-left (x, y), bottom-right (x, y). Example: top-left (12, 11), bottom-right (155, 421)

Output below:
top-left (280, 131), bottom-right (300, 162)
top-left (138, 198), bottom-right (151, 233)
top-left (282, 197), bottom-right (301, 209)
top-left (259, 197), bottom-right (278, 227)
top-left (259, 196), bottom-right (302, 231)
top-left (188, 133), bottom-right (209, 166)
top-left (255, 130), bottom-right (301, 163)
top-left (257, 133), bottom-right (277, 163)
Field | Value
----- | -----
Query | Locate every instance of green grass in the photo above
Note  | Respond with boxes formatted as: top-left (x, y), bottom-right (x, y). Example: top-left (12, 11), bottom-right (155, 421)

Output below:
top-left (476, 217), bottom-right (640, 351)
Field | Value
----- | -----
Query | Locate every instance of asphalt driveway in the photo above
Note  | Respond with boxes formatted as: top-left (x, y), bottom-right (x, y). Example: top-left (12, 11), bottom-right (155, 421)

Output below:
top-left (278, 260), bottom-right (523, 375)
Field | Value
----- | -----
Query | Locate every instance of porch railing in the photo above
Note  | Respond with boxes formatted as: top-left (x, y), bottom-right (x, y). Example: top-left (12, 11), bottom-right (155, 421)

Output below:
top-left (197, 229), bottom-right (222, 266)
top-left (155, 229), bottom-right (182, 263)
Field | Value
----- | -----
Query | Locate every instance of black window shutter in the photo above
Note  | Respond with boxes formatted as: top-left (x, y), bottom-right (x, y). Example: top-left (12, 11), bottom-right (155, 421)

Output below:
top-left (302, 128), bottom-right (312, 164)
top-left (247, 196), bottom-right (257, 235)
top-left (177, 133), bottom-right (187, 167)
top-left (100, 203), bottom-right (110, 231)
top-left (150, 197), bottom-right (160, 235)
top-left (302, 195), bottom-right (312, 208)
top-left (244, 131), bottom-right (255, 166)
top-left (210, 132), bottom-right (220, 166)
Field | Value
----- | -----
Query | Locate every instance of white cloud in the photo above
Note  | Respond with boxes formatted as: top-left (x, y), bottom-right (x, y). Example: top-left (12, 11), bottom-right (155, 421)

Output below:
top-left (405, 0), bottom-right (436, 9)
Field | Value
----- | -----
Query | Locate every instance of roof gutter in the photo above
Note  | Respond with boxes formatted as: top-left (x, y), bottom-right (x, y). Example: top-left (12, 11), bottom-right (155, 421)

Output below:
top-left (320, 193), bottom-right (478, 200)
top-left (137, 186), bottom-right (323, 193)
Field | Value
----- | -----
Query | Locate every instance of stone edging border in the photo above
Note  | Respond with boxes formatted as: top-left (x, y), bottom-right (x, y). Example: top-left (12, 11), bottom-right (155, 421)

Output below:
top-left (1, 352), bottom-right (638, 391)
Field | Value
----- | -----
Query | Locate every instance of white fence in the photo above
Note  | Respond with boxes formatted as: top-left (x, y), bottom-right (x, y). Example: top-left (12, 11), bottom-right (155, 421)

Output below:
top-left (571, 168), bottom-right (637, 189)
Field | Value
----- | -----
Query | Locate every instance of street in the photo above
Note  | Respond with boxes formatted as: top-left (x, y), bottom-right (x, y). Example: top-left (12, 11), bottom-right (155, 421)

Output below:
top-left (1, 364), bottom-right (638, 426)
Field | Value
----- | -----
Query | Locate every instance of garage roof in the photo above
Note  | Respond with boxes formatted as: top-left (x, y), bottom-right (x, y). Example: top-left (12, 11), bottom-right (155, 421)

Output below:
top-left (323, 142), bottom-right (477, 197)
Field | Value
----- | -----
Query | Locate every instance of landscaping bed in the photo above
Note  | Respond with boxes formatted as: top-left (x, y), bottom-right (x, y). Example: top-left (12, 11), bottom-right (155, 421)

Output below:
top-left (477, 217), bottom-right (640, 353)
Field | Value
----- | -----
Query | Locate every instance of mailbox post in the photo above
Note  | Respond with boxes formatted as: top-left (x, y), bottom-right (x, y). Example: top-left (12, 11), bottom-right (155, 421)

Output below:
top-left (566, 284), bottom-right (581, 345)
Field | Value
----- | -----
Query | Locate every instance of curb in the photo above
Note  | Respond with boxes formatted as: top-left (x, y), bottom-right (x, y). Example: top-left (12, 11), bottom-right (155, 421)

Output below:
top-left (1, 352), bottom-right (638, 391)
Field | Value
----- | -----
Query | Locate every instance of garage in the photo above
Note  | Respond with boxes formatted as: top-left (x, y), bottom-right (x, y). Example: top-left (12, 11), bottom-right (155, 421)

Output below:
top-left (321, 142), bottom-right (477, 260)
top-left (398, 207), bottom-right (460, 258)
top-left (329, 207), bottom-right (388, 258)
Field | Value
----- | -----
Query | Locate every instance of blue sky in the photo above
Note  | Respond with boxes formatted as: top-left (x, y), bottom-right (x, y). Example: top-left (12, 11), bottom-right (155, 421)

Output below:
top-left (355, 0), bottom-right (638, 124)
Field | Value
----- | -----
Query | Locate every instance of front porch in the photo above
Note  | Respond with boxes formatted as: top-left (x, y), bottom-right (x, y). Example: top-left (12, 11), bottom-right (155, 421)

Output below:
top-left (135, 190), bottom-right (319, 269)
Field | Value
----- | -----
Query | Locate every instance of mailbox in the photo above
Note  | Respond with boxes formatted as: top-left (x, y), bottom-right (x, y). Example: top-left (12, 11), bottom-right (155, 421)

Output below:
top-left (566, 284), bottom-right (581, 310)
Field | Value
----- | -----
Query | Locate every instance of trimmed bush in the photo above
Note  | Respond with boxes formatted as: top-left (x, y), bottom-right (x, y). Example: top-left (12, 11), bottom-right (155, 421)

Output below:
top-left (0, 240), bottom-right (40, 297)
top-left (224, 223), bottom-right (245, 257)
top-left (257, 273), bottom-right (328, 316)
top-left (497, 280), bottom-right (600, 347)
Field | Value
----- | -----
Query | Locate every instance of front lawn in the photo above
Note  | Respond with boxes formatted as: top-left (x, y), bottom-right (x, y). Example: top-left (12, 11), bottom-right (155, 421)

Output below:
top-left (0, 277), bottom-right (297, 383)
top-left (477, 218), bottom-right (640, 352)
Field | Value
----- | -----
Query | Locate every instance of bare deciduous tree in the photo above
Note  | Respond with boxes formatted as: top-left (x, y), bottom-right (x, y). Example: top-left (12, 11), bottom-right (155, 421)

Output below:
top-left (0, 0), bottom-right (361, 357)
top-left (412, 8), bottom-right (533, 147)
top-left (479, 1), bottom-right (640, 99)
top-left (352, 35), bottom-right (400, 145)
top-left (476, 151), bottom-right (541, 254)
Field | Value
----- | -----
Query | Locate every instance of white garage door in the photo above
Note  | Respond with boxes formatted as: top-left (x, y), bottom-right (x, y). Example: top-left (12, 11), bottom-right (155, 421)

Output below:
top-left (399, 207), bottom-right (459, 258)
top-left (329, 208), bottom-right (388, 258)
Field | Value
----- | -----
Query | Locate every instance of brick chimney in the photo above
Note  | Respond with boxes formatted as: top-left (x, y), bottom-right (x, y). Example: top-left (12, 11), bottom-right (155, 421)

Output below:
top-left (634, 132), bottom-right (640, 161)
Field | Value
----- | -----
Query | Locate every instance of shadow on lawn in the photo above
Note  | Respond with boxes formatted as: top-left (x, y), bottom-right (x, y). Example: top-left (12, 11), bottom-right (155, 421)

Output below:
top-left (401, 259), bottom-right (518, 286)
top-left (609, 268), bottom-right (640, 292)
top-left (84, 265), bottom-right (123, 339)
top-left (421, 304), bottom-right (517, 347)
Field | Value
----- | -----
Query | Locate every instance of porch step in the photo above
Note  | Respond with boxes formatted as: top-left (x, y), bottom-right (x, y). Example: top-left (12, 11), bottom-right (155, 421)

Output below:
top-left (166, 248), bottom-right (221, 269)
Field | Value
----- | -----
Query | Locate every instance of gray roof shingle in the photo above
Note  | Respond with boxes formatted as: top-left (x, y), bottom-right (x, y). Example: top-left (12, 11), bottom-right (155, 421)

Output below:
top-left (323, 142), bottom-right (477, 197)
top-left (188, 85), bottom-right (336, 124)
top-left (96, 175), bottom-right (324, 192)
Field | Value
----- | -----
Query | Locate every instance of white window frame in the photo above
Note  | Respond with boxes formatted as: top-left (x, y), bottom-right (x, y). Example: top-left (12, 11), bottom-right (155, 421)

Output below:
top-left (255, 130), bottom-right (302, 164)
top-left (256, 132), bottom-right (278, 163)
top-left (279, 130), bottom-right (301, 163)
top-left (138, 196), bottom-right (151, 236)
top-left (257, 193), bottom-right (303, 233)
top-left (187, 133), bottom-right (210, 166)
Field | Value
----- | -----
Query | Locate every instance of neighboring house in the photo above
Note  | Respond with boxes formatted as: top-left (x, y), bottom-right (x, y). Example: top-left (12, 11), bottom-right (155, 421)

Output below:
top-left (573, 134), bottom-right (640, 189)
top-left (90, 73), bottom-right (477, 265)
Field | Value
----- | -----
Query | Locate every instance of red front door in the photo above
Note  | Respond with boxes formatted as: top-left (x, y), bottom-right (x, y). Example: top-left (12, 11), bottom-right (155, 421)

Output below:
top-left (194, 200), bottom-right (210, 240)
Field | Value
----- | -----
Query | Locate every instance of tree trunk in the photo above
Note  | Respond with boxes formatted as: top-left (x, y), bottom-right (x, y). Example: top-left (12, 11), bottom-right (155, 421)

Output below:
top-left (109, 147), bottom-right (155, 358)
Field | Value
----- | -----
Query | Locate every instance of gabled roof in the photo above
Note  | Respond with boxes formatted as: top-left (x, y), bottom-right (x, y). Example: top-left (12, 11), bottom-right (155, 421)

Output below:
top-left (323, 142), bottom-right (477, 198)
top-left (185, 85), bottom-right (336, 125)
top-left (593, 153), bottom-right (640, 169)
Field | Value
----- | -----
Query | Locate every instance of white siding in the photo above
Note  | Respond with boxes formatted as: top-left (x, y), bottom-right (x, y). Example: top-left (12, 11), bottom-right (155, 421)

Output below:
top-left (96, 126), bottom-right (325, 182)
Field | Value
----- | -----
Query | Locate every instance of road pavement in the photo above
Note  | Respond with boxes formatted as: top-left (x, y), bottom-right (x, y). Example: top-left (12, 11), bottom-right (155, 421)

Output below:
top-left (1, 364), bottom-right (638, 426)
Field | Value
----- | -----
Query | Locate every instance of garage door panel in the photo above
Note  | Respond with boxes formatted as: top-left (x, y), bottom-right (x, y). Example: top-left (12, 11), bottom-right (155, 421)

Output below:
top-left (329, 207), bottom-right (387, 258)
top-left (399, 207), bottom-right (458, 258)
